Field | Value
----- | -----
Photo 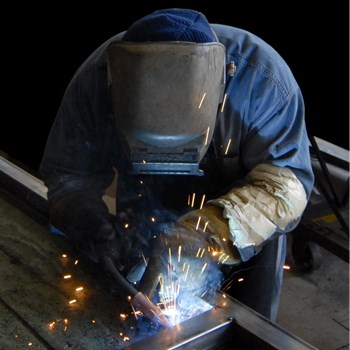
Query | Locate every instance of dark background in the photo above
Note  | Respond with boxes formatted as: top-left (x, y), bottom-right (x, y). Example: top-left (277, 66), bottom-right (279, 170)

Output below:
top-left (1, 1), bottom-right (349, 172)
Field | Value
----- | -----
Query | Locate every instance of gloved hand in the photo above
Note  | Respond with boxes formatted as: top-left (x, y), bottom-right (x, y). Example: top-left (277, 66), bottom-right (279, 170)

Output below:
top-left (176, 204), bottom-right (241, 265)
top-left (50, 190), bottom-right (118, 263)
top-left (138, 205), bottom-right (241, 307)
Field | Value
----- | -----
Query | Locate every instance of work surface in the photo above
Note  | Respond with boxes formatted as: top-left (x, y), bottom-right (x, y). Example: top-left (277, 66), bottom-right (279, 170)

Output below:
top-left (0, 195), bottom-right (157, 349)
top-left (0, 195), bottom-right (321, 350)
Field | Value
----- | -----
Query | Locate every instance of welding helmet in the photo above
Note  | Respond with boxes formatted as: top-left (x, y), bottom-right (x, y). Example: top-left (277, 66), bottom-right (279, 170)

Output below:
top-left (108, 9), bottom-right (226, 175)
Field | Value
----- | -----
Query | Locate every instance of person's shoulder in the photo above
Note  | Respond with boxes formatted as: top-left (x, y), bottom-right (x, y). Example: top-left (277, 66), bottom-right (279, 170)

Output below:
top-left (212, 24), bottom-right (283, 65)
top-left (74, 32), bottom-right (125, 78)
top-left (212, 23), bottom-right (297, 96)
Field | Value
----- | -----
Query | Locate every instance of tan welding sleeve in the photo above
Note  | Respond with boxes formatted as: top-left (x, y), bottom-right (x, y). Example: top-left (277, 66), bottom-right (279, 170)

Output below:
top-left (208, 163), bottom-right (308, 261)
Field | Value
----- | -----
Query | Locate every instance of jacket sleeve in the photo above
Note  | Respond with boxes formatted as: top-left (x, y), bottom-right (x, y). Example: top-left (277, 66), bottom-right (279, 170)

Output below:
top-left (39, 63), bottom-right (117, 204)
top-left (208, 81), bottom-right (314, 261)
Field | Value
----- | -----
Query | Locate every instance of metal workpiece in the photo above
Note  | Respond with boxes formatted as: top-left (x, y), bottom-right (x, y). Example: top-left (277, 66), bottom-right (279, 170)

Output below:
top-left (124, 292), bottom-right (318, 350)
top-left (0, 155), bottom-right (320, 349)
top-left (0, 154), bottom-right (49, 224)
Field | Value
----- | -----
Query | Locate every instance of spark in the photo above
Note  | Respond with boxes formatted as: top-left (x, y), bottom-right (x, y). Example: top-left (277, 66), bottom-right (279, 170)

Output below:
top-left (203, 221), bottom-right (209, 232)
top-left (196, 248), bottom-right (201, 258)
top-left (28, 343), bottom-right (32, 346)
top-left (151, 216), bottom-right (156, 222)
top-left (64, 319), bottom-right (68, 332)
top-left (141, 251), bottom-right (148, 266)
top-left (68, 299), bottom-right (77, 305)
top-left (184, 264), bottom-right (190, 281)
top-left (200, 290), bottom-right (208, 298)
top-left (123, 336), bottom-right (130, 341)
top-left (178, 245), bottom-right (182, 263)
top-left (75, 286), bottom-right (83, 292)
top-left (200, 263), bottom-right (208, 275)
top-left (200, 194), bottom-right (206, 209)
top-left (222, 293), bottom-right (227, 299)
top-left (130, 302), bottom-right (139, 320)
top-left (238, 278), bottom-right (244, 282)
top-left (62, 254), bottom-right (67, 258)
top-left (120, 314), bottom-right (127, 320)
top-left (224, 139), bottom-right (232, 155)
top-left (63, 274), bottom-right (72, 279)
top-left (200, 249), bottom-right (205, 258)
top-left (91, 320), bottom-right (96, 324)
top-left (220, 93), bottom-right (228, 112)
top-left (139, 180), bottom-right (144, 184)
top-left (283, 265), bottom-right (291, 270)
top-left (187, 194), bottom-right (191, 206)
top-left (195, 216), bottom-right (201, 230)
top-left (191, 193), bottom-right (196, 207)
top-left (48, 321), bottom-right (56, 330)
top-left (168, 248), bottom-right (172, 266)
top-left (142, 160), bottom-right (147, 164)
top-left (204, 127), bottom-right (210, 146)
top-left (222, 255), bottom-right (230, 264)
top-left (124, 223), bottom-right (129, 229)
top-left (74, 260), bottom-right (79, 265)
top-left (198, 92), bottom-right (206, 109)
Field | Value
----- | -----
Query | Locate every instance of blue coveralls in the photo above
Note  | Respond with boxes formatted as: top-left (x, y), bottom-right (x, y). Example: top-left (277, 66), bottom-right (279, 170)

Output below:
top-left (40, 24), bottom-right (314, 321)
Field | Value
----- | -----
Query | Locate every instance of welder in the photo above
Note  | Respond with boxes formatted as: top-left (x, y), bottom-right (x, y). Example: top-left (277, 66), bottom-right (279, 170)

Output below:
top-left (39, 8), bottom-right (314, 325)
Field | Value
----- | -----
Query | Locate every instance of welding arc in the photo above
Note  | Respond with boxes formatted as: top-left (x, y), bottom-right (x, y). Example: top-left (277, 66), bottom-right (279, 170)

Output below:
top-left (100, 255), bottom-right (138, 297)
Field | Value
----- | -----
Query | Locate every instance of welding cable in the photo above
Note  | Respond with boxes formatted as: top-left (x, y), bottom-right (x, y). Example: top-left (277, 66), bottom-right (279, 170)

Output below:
top-left (100, 254), bottom-right (138, 296)
top-left (100, 255), bottom-right (171, 327)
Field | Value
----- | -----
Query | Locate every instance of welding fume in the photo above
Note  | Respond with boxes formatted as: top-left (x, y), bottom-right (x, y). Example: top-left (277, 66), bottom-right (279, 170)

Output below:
top-left (39, 8), bottom-right (314, 327)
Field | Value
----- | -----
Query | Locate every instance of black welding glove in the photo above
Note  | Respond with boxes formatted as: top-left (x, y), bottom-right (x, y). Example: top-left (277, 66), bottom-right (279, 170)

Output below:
top-left (50, 191), bottom-right (118, 264)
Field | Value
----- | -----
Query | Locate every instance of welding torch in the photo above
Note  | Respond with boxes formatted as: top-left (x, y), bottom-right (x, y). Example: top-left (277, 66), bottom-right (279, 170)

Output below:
top-left (100, 254), bottom-right (171, 327)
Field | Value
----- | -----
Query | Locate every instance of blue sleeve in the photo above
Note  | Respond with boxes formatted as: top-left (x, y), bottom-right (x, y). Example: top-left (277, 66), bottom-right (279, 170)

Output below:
top-left (39, 62), bottom-right (118, 203)
top-left (213, 24), bottom-right (314, 199)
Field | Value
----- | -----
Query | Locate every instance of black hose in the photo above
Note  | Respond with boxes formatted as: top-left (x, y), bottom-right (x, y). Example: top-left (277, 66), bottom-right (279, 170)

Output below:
top-left (100, 255), bottom-right (138, 297)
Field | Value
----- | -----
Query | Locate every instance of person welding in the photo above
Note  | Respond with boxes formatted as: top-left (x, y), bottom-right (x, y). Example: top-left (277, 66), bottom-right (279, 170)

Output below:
top-left (39, 8), bottom-right (314, 325)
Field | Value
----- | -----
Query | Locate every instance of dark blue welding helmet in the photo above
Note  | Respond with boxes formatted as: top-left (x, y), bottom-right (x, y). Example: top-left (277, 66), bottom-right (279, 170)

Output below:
top-left (108, 9), bottom-right (226, 175)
